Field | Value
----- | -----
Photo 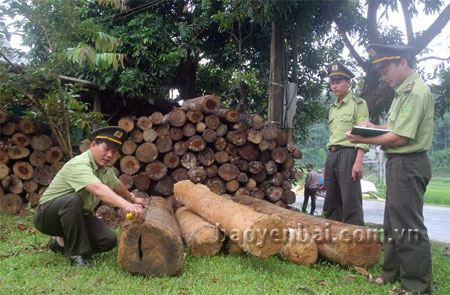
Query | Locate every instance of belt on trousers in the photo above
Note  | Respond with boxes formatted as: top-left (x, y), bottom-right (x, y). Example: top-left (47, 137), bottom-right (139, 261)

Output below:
top-left (385, 151), bottom-right (427, 159)
top-left (327, 145), bottom-right (353, 152)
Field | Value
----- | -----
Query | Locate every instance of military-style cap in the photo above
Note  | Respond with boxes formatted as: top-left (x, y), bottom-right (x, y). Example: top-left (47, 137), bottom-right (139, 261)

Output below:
top-left (327, 62), bottom-right (355, 81)
top-left (367, 44), bottom-right (414, 70)
top-left (91, 126), bottom-right (128, 151)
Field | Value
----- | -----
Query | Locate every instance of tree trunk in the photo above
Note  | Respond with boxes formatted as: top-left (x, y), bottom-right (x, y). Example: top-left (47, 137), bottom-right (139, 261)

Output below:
top-left (45, 146), bottom-right (64, 164)
top-left (8, 146), bottom-right (30, 160)
top-left (217, 109), bottom-right (239, 123)
top-left (188, 167), bottom-right (207, 184)
top-left (163, 152), bottom-right (180, 169)
top-left (18, 119), bottom-right (37, 134)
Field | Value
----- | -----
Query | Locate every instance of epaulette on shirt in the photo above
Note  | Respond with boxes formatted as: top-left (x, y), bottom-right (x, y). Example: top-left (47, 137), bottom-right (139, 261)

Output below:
top-left (352, 96), bottom-right (363, 105)
top-left (403, 81), bottom-right (415, 93)
top-left (329, 103), bottom-right (334, 110)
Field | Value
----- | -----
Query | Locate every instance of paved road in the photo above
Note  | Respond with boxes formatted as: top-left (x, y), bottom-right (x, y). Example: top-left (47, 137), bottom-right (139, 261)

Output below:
top-left (294, 196), bottom-right (450, 244)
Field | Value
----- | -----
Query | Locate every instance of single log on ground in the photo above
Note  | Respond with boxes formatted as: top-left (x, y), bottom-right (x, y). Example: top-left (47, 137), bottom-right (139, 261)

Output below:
top-left (120, 156), bottom-right (140, 175)
top-left (163, 152), bottom-right (180, 169)
top-left (145, 161), bottom-right (168, 181)
top-left (118, 197), bottom-right (184, 276)
top-left (29, 151), bottom-right (46, 167)
top-left (238, 113), bottom-right (263, 129)
top-left (23, 179), bottom-right (38, 193)
top-left (185, 110), bottom-right (204, 123)
top-left (0, 163), bottom-right (10, 180)
top-left (122, 140), bottom-right (137, 155)
top-left (131, 130), bottom-right (144, 143)
top-left (11, 132), bottom-right (30, 146)
top-left (204, 115), bottom-right (220, 130)
top-left (143, 129), bottom-right (157, 142)
top-left (188, 167), bottom-right (206, 184)
top-left (8, 145), bottom-right (30, 160)
top-left (18, 119), bottom-right (37, 134)
top-left (45, 146), bottom-right (64, 164)
top-left (118, 117), bottom-right (134, 133)
top-left (169, 127), bottom-right (183, 141)
top-left (217, 109), bottom-right (239, 123)
top-left (181, 95), bottom-right (220, 113)
top-left (280, 228), bottom-right (318, 266)
top-left (233, 195), bottom-right (382, 267)
top-left (13, 161), bottom-right (33, 180)
top-left (119, 174), bottom-right (134, 189)
top-left (137, 116), bottom-right (153, 130)
top-left (2, 175), bottom-right (23, 194)
top-left (217, 163), bottom-right (239, 181)
top-left (175, 206), bottom-right (224, 256)
top-left (182, 123), bottom-right (196, 137)
top-left (134, 173), bottom-right (150, 191)
top-left (174, 180), bottom-right (287, 258)
top-left (135, 143), bottom-right (158, 163)
top-left (0, 150), bottom-right (9, 165)
top-left (150, 112), bottom-right (164, 125)
top-left (154, 177), bottom-right (174, 196)
top-left (198, 148), bottom-right (214, 166)
top-left (0, 193), bottom-right (23, 214)
top-left (163, 109), bottom-right (186, 127)
top-left (187, 136), bottom-right (206, 152)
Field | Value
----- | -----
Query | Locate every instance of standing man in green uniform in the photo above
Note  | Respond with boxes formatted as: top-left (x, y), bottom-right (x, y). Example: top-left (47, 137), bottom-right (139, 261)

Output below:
top-left (34, 126), bottom-right (146, 267)
top-left (323, 62), bottom-right (369, 226)
top-left (346, 44), bottom-right (433, 294)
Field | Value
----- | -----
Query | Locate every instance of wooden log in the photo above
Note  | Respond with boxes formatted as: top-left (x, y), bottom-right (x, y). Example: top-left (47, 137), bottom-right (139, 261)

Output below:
top-left (265, 186), bottom-right (283, 202)
top-left (229, 154), bottom-right (240, 165)
top-left (96, 204), bottom-right (118, 226)
top-left (237, 172), bottom-right (248, 183)
top-left (251, 188), bottom-right (265, 200)
top-left (11, 132), bottom-right (30, 146)
top-left (248, 161), bottom-right (263, 174)
top-left (0, 163), bottom-right (10, 180)
top-left (171, 168), bottom-right (189, 182)
top-left (225, 144), bottom-right (237, 155)
top-left (143, 129), bottom-right (157, 142)
top-left (180, 152), bottom-right (197, 169)
top-left (13, 161), bottom-right (33, 180)
top-left (274, 200), bottom-right (287, 208)
top-left (0, 109), bottom-right (10, 124)
top-left (270, 172), bottom-right (284, 186)
top-left (202, 129), bottom-right (217, 143)
top-left (238, 113), bottom-right (263, 130)
top-left (26, 192), bottom-right (40, 206)
top-left (0, 150), bottom-right (9, 165)
top-left (32, 165), bottom-right (53, 185)
top-left (187, 136), bottom-right (206, 152)
top-left (173, 141), bottom-right (188, 156)
top-left (163, 152), bottom-right (180, 169)
top-left (226, 131), bottom-right (246, 146)
top-left (120, 156), bottom-right (140, 175)
top-left (213, 137), bottom-right (226, 151)
top-left (267, 140), bottom-right (277, 151)
top-left (145, 161), bottom-right (168, 181)
top-left (204, 164), bottom-right (218, 178)
top-left (2, 121), bottom-right (17, 136)
top-left (163, 109), bottom-right (186, 127)
top-left (45, 146), bottom-right (63, 164)
top-left (246, 178), bottom-right (257, 190)
top-left (276, 130), bottom-right (288, 146)
top-left (280, 228), bottom-right (318, 266)
top-left (227, 239), bottom-right (246, 255)
top-left (134, 173), bottom-right (150, 191)
top-left (154, 177), bottom-right (174, 196)
top-left (271, 147), bottom-right (289, 164)
top-left (232, 195), bottom-right (382, 267)
top-left (281, 180), bottom-right (293, 191)
top-left (8, 145), bottom-right (30, 160)
top-left (119, 174), bottom-right (134, 189)
top-left (204, 177), bottom-right (225, 194)
top-left (291, 170), bottom-right (303, 180)
top-left (175, 206), bottom-right (224, 256)
top-left (18, 119), bottom-right (37, 134)
top-left (283, 157), bottom-right (295, 170)
top-left (182, 123), bottom-right (196, 137)
top-left (185, 110), bottom-right (204, 123)
top-left (188, 167), bottom-right (206, 184)
top-left (265, 160), bottom-right (277, 175)
top-left (118, 197), bottom-right (184, 276)
top-left (135, 142), bottom-right (158, 163)
top-left (216, 124), bottom-right (228, 137)
top-left (130, 130), bottom-right (144, 143)
top-left (29, 151), bottom-right (46, 167)
top-left (181, 95), bottom-right (220, 113)
top-left (2, 174), bottom-right (23, 194)
top-left (118, 117), bottom-right (134, 133)
top-left (78, 139), bottom-right (90, 153)
top-left (232, 122), bottom-right (249, 133)
top-left (217, 163), bottom-right (240, 181)
top-left (174, 180), bottom-right (287, 258)
top-left (225, 180), bottom-right (240, 192)
top-left (23, 179), bottom-right (38, 193)
top-left (169, 127), bottom-right (183, 141)
top-left (287, 144), bottom-right (302, 159)
top-left (282, 190), bottom-right (296, 204)
top-left (156, 136), bottom-right (173, 153)
top-left (155, 124), bottom-right (170, 138)
top-left (122, 140), bottom-right (137, 155)
top-left (236, 160), bottom-right (248, 172)
top-left (262, 124), bottom-right (279, 140)
top-left (217, 109), bottom-right (239, 123)
top-left (252, 169), bottom-right (267, 183)
top-left (0, 193), bottom-right (23, 214)
top-left (198, 148), bottom-right (214, 166)
top-left (247, 129), bottom-right (263, 144)
top-left (204, 115), bottom-right (220, 130)
top-left (258, 140), bottom-right (269, 151)
top-left (50, 162), bottom-right (64, 174)
top-left (237, 144), bottom-right (259, 161)
top-left (137, 116), bottom-right (153, 130)
top-left (214, 151), bottom-right (229, 164)
top-left (150, 112), bottom-right (164, 125)
top-left (196, 122), bottom-right (206, 133)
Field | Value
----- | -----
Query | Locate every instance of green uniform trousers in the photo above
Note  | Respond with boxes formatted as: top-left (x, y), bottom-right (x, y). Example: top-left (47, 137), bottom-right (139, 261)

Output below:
top-left (323, 147), bottom-right (364, 226)
top-left (383, 152), bottom-right (432, 293)
top-left (34, 192), bottom-right (117, 257)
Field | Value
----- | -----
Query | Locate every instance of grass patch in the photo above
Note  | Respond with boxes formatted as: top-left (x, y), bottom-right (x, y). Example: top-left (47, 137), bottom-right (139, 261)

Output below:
top-left (1, 213), bottom-right (450, 295)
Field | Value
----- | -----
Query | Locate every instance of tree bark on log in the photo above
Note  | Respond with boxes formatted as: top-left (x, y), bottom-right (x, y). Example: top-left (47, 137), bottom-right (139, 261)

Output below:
top-left (162, 109), bottom-right (186, 127)
top-left (18, 119), bottom-right (37, 134)
top-left (174, 180), bottom-right (287, 258)
top-left (118, 197), bottom-right (184, 276)
top-left (185, 110), bottom-right (204, 124)
top-left (238, 114), bottom-right (263, 130)
top-left (280, 228), bottom-right (318, 266)
top-left (232, 195), bottom-right (382, 267)
top-left (175, 206), bottom-right (224, 256)
top-left (181, 95), bottom-right (220, 113)
top-left (217, 109), bottom-right (239, 123)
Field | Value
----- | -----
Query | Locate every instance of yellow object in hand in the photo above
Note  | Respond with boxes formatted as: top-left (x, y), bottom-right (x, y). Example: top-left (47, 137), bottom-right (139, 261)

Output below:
top-left (126, 213), bottom-right (135, 220)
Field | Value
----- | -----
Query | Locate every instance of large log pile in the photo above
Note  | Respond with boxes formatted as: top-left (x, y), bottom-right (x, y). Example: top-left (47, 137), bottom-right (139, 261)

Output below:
top-left (0, 110), bottom-right (61, 214)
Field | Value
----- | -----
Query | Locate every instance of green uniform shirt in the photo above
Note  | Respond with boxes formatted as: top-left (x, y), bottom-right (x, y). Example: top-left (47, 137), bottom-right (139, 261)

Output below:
top-left (384, 72), bottom-right (434, 153)
top-left (327, 93), bottom-right (369, 152)
top-left (39, 150), bottom-right (120, 213)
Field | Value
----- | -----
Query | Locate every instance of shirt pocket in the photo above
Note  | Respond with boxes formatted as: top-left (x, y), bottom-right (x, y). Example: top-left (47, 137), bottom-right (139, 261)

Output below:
top-left (338, 113), bottom-right (354, 131)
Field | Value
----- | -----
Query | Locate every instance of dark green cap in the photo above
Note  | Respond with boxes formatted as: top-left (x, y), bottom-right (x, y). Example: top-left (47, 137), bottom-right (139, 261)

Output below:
top-left (91, 126), bottom-right (128, 151)
top-left (327, 62), bottom-right (354, 81)
top-left (367, 44), bottom-right (414, 70)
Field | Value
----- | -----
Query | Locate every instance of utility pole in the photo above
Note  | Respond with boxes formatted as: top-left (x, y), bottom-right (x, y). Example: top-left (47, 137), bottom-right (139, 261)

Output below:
top-left (268, 20), bottom-right (284, 129)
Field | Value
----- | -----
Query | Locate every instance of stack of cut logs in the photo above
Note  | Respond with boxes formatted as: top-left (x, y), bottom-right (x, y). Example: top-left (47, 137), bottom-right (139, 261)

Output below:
top-left (110, 95), bottom-right (302, 207)
top-left (0, 110), bottom-right (62, 214)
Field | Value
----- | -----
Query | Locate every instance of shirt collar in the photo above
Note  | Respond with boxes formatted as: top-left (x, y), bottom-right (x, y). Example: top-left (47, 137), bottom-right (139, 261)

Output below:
top-left (334, 92), bottom-right (352, 107)
top-left (394, 72), bottom-right (418, 96)
top-left (87, 150), bottom-right (100, 172)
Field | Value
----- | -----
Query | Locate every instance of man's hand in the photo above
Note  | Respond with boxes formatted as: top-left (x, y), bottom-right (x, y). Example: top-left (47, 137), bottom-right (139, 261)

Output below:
top-left (126, 203), bottom-right (145, 220)
top-left (361, 122), bottom-right (376, 128)
top-left (352, 160), bottom-right (364, 181)
top-left (133, 197), bottom-right (147, 208)
top-left (346, 131), bottom-right (365, 144)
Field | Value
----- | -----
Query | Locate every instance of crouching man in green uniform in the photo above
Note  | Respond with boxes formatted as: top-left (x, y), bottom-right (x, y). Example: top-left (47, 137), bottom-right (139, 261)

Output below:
top-left (346, 44), bottom-right (433, 294)
top-left (34, 127), bottom-right (146, 267)
top-left (323, 62), bottom-right (369, 226)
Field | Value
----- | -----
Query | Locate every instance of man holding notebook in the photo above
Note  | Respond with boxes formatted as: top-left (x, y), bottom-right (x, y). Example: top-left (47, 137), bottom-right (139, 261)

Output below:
top-left (323, 62), bottom-right (369, 226)
top-left (346, 44), bottom-right (433, 294)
